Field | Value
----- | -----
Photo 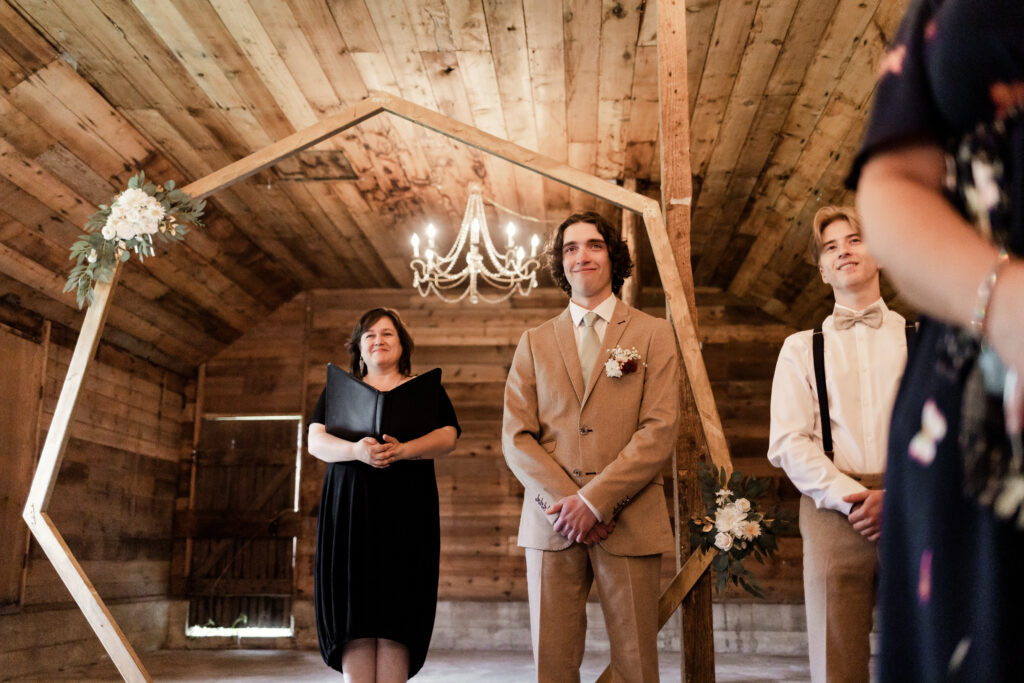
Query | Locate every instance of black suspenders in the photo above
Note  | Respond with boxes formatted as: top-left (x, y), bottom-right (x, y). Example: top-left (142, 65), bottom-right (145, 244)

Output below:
top-left (811, 321), bottom-right (916, 460)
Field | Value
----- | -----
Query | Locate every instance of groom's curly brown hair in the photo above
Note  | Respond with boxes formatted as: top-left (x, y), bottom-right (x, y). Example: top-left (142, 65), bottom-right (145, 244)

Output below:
top-left (545, 211), bottom-right (634, 296)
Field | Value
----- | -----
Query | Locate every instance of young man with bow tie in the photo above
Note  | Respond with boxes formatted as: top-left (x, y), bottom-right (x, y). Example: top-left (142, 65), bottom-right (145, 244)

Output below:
top-left (502, 212), bottom-right (679, 682)
top-left (768, 206), bottom-right (909, 683)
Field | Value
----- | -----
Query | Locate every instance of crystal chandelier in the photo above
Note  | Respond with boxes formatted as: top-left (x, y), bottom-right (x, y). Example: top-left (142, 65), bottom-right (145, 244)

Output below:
top-left (409, 185), bottom-right (542, 303)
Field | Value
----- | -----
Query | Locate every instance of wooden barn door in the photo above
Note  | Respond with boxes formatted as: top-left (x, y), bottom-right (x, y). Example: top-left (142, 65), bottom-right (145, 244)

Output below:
top-left (181, 417), bottom-right (301, 630)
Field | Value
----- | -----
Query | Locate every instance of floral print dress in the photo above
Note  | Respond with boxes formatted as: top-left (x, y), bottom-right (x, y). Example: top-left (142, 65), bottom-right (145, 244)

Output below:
top-left (847, 0), bottom-right (1024, 680)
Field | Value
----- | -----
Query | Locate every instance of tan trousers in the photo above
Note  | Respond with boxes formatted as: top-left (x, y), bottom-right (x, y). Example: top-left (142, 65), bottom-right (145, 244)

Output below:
top-left (525, 544), bottom-right (662, 683)
top-left (799, 481), bottom-right (880, 683)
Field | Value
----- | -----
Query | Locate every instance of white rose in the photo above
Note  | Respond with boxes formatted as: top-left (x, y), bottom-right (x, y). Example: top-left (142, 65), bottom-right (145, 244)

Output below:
top-left (736, 498), bottom-right (751, 513)
top-left (101, 220), bottom-right (116, 240)
top-left (714, 532), bottom-right (733, 551)
top-left (604, 359), bottom-right (622, 378)
top-left (87, 249), bottom-right (97, 263)
top-left (715, 504), bottom-right (745, 534)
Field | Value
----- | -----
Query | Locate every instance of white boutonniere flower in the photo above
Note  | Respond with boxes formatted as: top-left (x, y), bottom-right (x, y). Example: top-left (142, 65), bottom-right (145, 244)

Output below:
top-left (604, 346), bottom-right (644, 378)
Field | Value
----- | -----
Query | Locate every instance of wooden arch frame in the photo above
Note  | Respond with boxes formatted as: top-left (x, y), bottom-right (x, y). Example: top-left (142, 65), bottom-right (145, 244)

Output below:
top-left (23, 91), bottom-right (732, 681)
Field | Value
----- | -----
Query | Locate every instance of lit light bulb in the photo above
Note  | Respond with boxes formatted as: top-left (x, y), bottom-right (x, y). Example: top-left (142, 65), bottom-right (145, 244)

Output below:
top-left (505, 222), bottom-right (516, 248)
top-left (410, 233), bottom-right (420, 258)
top-left (530, 234), bottom-right (540, 257)
top-left (516, 246), bottom-right (525, 262)
top-left (426, 223), bottom-right (436, 249)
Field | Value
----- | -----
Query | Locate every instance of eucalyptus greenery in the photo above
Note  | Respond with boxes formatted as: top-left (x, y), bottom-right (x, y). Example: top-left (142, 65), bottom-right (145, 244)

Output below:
top-left (65, 172), bottom-right (205, 308)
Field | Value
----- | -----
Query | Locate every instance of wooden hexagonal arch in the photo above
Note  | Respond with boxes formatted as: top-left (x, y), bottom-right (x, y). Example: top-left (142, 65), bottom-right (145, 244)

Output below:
top-left (23, 91), bottom-right (732, 681)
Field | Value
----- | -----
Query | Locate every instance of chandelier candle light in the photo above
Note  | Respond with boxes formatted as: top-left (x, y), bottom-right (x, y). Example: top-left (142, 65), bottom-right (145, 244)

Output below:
top-left (409, 185), bottom-right (541, 303)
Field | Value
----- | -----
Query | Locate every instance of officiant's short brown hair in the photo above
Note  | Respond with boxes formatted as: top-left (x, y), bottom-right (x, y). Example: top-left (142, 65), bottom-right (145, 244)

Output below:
top-left (347, 307), bottom-right (415, 378)
top-left (809, 206), bottom-right (863, 265)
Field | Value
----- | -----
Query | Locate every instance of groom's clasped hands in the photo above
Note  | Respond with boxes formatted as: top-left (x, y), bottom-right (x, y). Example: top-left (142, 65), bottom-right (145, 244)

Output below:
top-left (547, 494), bottom-right (616, 545)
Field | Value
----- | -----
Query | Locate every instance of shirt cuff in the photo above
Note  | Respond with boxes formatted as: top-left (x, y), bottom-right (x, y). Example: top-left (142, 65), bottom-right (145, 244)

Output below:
top-left (824, 475), bottom-right (869, 515)
top-left (577, 492), bottom-right (603, 522)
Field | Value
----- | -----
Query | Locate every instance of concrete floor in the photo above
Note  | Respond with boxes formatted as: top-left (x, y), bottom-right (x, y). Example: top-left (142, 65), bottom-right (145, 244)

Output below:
top-left (15, 649), bottom-right (812, 682)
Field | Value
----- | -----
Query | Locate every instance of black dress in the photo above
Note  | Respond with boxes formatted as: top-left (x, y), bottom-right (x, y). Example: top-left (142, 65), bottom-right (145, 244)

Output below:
top-left (848, 0), bottom-right (1024, 680)
top-left (310, 368), bottom-right (460, 678)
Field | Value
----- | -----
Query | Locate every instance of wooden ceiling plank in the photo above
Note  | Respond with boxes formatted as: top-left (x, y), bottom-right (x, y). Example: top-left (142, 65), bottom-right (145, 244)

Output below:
top-left (0, 1), bottom-right (57, 69)
top-left (288, 0), bottom-right (370, 108)
top-left (248, 0), bottom-right (343, 117)
top-left (689, 0), bottom-right (799, 278)
top-left (700, 0), bottom-right (842, 239)
top-left (166, 0), bottom-right (294, 142)
top-left (86, 0), bottom-right (215, 108)
top-left (303, 183), bottom-right (397, 287)
top-left (594, 0), bottom-right (643, 180)
top-left (562, 0), bottom-right (600, 208)
top-left (9, 0), bottom-right (151, 108)
top-left (362, 0), bottom-right (438, 108)
top-left (522, 0), bottom-right (568, 220)
top-left (1, 169), bottom-right (265, 341)
top-left (332, 181), bottom-right (417, 284)
top-left (625, 44), bottom-right (659, 182)
top-left (50, 0), bottom-right (198, 112)
top-left (453, 50), bottom-right (519, 213)
top-left (129, 0), bottom-right (246, 110)
top-left (209, 0), bottom-right (318, 131)
top-left (481, 1), bottom-right (544, 221)
top-left (728, 0), bottom-right (884, 298)
top-left (687, 0), bottom-right (758, 185)
top-left (441, 0), bottom-right (489, 51)
top-left (0, 241), bottom-right (206, 365)
top-left (268, 181), bottom-right (377, 288)
top-left (326, 0), bottom-right (385, 53)
top-left (404, 0), bottom-right (458, 52)
top-left (683, 0), bottom-right (720, 118)
top-left (6, 62), bottom-right (151, 181)
top-left (0, 273), bottom-right (193, 375)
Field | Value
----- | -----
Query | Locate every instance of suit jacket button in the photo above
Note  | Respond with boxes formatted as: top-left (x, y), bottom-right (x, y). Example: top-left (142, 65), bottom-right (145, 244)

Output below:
top-left (572, 468), bottom-right (581, 476)
top-left (579, 426), bottom-right (592, 435)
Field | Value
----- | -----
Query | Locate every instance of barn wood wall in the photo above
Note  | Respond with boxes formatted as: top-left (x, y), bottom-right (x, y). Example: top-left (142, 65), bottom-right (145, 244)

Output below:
top-left (200, 286), bottom-right (800, 608)
top-left (0, 321), bottom-right (189, 677)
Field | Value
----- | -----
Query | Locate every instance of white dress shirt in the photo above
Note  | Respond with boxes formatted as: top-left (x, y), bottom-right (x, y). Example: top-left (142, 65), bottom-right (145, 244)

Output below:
top-left (567, 294), bottom-right (618, 521)
top-left (569, 295), bottom-right (616, 348)
top-left (767, 299), bottom-right (907, 514)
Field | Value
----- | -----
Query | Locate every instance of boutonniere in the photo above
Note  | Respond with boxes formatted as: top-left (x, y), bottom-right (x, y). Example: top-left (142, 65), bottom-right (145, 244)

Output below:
top-left (604, 346), bottom-right (644, 378)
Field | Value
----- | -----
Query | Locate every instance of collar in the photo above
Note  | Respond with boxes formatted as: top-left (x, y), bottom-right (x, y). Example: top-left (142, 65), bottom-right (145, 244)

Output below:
top-left (569, 294), bottom-right (618, 327)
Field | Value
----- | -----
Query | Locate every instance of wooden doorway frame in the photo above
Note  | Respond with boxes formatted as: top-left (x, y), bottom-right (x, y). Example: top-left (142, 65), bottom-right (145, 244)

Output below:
top-left (23, 91), bottom-right (732, 681)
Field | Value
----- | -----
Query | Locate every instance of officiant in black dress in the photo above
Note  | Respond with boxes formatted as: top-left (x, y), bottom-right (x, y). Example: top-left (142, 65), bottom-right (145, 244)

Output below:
top-left (308, 307), bottom-right (460, 680)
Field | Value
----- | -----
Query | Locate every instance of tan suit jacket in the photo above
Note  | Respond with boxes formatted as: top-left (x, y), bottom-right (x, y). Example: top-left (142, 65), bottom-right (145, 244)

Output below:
top-left (502, 299), bottom-right (679, 556)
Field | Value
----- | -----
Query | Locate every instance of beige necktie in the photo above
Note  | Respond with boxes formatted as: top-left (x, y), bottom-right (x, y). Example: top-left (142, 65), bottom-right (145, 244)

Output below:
top-left (833, 303), bottom-right (884, 330)
top-left (579, 311), bottom-right (601, 381)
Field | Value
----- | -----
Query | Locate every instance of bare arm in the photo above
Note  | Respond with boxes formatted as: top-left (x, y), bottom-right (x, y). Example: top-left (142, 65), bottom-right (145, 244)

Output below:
top-left (308, 423), bottom-right (457, 468)
top-left (307, 422), bottom-right (383, 466)
top-left (857, 143), bottom-right (1024, 372)
top-left (380, 425), bottom-right (458, 464)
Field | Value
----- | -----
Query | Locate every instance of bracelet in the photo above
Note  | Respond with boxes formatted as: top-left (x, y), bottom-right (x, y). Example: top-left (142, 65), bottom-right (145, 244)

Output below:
top-left (969, 248), bottom-right (1010, 338)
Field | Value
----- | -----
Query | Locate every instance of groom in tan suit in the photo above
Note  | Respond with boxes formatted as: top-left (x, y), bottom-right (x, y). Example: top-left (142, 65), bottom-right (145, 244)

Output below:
top-left (503, 211), bottom-right (680, 682)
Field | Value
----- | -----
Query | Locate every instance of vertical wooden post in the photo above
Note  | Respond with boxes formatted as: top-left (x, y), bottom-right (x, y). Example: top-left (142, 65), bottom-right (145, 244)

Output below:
top-left (621, 177), bottom-right (641, 308)
top-left (658, 1), bottom-right (716, 681)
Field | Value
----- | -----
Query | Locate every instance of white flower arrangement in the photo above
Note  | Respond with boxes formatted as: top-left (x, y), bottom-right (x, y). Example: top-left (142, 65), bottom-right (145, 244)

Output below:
top-left (689, 463), bottom-right (788, 597)
top-left (65, 173), bottom-right (205, 308)
top-left (604, 345), bottom-right (644, 378)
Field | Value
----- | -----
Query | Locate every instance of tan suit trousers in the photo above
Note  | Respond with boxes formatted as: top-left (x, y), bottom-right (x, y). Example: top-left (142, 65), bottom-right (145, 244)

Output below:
top-left (799, 478), bottom-right (880, 683)
top-left (525, 544), bottom-right (661, 683)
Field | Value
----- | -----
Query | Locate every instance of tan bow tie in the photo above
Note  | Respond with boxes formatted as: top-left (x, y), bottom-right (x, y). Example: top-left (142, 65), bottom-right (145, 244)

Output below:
top-left (833, 305), bottom-right (884, 330)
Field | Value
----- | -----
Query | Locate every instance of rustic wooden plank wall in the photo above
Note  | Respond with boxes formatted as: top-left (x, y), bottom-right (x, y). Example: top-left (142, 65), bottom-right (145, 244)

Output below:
top-left (201, 286), bottom-right (801, 608)
top-left (0, 322), bottom-right (189, 677)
